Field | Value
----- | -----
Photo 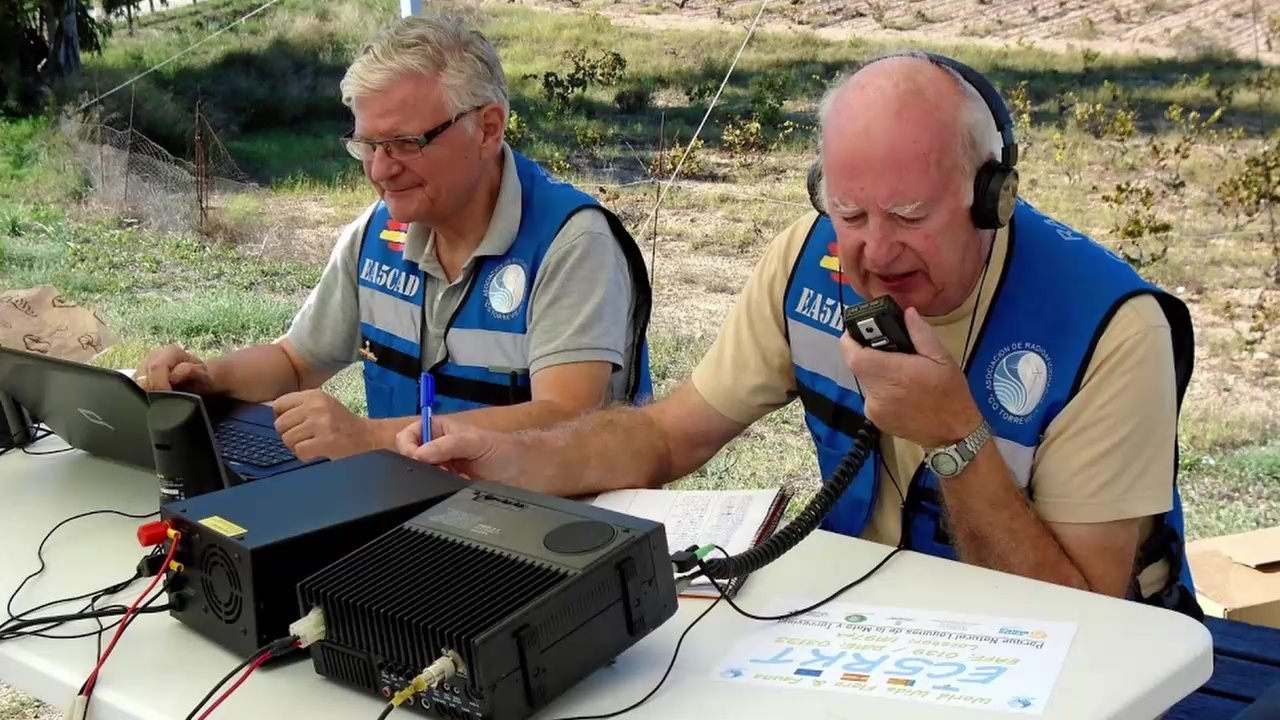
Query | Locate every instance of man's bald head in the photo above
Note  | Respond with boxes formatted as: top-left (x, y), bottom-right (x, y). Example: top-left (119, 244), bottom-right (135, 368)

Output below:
top-left (816, 52), bottom-right (1003, 212)
top-left (813, 52), bottom-right (1008, 317)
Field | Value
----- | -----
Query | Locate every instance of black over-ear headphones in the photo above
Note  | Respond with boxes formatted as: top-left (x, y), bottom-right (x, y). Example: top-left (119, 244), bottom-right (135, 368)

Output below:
top-left (806, 51), bottom-right (1020, 230)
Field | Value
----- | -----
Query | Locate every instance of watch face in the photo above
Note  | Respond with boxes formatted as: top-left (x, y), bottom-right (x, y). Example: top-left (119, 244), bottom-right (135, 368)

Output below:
top-left (931, 452), bottom-right (960, 477)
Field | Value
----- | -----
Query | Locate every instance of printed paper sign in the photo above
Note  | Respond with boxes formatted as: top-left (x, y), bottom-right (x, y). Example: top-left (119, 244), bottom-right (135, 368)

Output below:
top-left (710, 600), bottom-right (1078, 715)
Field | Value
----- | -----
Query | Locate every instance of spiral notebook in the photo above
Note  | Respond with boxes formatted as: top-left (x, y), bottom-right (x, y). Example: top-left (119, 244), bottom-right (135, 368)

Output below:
top-left (590, 487), bottom-right (791, 599)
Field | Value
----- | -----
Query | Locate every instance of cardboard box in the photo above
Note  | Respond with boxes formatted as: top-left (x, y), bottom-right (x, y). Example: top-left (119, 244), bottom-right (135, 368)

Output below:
top-left (1187, 526), bottom-right (1280, 629)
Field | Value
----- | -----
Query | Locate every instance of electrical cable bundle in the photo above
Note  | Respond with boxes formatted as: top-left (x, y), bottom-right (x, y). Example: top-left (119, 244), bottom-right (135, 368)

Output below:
top-left (182, 608), bottom-right (326, 720)
top-left (1, 509), bottom-right (166, 643)
top-left (65, 523), bottom-right (183, 719)
top-left (0, 509), bottom-right (179, 720)
top-left (182, 636), bottom-right (302, 720)
top-left (373, 652), bottom-right (463, 720)
top-left (0, 423), bottom-right (76, 458)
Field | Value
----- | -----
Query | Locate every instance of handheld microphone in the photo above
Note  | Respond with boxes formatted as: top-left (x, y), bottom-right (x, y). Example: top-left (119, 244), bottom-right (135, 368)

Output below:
top-left (843, 295), bottom-right (917, 354)
top-left (147, 391), bottom-right (231, 506)
top-left (698, 295), bottom-right (912, 582)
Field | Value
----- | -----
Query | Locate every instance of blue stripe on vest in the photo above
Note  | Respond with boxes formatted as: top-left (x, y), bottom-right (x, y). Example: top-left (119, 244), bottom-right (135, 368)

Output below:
top-left (356, 149), bottom-right (654, 419)
top-left (784, 199), bottom-right (1198, 613)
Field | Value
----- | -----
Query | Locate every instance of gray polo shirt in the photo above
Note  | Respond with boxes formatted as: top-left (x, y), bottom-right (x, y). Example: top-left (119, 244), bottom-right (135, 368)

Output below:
top-left (285, 143), bottom-right (639, 407)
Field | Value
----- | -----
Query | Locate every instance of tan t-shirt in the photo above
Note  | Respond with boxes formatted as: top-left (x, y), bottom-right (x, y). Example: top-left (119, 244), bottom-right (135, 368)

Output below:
top-left (690, 211), bottom-right (1179, 597)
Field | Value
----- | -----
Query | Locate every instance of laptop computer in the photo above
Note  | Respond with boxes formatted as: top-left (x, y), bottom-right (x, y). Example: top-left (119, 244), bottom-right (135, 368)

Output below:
top-left (0, 345), bottom-right (321, 483)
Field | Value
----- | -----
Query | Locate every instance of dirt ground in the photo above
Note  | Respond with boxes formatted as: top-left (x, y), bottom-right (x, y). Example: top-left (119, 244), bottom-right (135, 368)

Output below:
top-left (521, 0), bottom-right (1280, 64)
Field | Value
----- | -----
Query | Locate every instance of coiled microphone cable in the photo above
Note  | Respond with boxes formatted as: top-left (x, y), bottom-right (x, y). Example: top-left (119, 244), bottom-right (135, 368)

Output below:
top-left (695, 419), bottom-right (879, 581)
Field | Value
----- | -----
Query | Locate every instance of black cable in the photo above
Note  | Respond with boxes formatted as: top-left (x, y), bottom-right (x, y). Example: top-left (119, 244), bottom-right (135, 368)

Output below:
top-left (21, 424), bottom-right (74, 455)
top-left (6, 508), bottom-right (160, 627)
top-left (0, 425), bottom-right (53, 458)
top-left (22, 444), bottom-right (76, 456)
top-left (546, 591), bottom-right (723, 720)
top-left (549, 536), bottom-right (903, 720)
top-left (0, 603), bottom-right (171, 640)
top-left (4, 546), bottom-right (167, 645)
top-left (75, 587), bottom-right (171, 704)
top-left (183, 636), bottom-right (300, 720)
top-left (3, 572), bottom-right (140, 629)
top-left (700, 542), bottom-right (903, 621)
top-left (697, 422), bottom-right (879, 581)
top-left (183, 646), bottom-right (272, 720)
top-left (375, 703), bottom-right (395, 720)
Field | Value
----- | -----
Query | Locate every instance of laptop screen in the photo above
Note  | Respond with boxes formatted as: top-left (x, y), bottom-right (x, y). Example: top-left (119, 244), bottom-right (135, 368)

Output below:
top-left (0, 346), bottom-right (157, 471)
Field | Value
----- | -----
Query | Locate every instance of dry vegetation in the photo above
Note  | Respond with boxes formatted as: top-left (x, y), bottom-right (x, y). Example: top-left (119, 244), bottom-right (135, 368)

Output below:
top-left (546, 0), bottom-right (1280, 61)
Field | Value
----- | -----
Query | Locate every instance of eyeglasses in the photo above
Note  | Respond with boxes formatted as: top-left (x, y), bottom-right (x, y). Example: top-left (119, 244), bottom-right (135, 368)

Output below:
top-left (340, 105), bottom-right (486, 162)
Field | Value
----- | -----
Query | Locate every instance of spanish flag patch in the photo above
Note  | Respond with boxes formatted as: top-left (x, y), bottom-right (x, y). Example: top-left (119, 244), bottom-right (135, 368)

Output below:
top-left (820, 242), bottom-right (842, 283)
top-left (380, 219), bottom-right (408, 252)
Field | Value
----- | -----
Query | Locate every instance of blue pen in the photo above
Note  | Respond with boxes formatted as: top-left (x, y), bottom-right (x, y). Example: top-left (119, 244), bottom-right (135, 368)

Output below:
top-left (419, 372), bottom-right (434, 443)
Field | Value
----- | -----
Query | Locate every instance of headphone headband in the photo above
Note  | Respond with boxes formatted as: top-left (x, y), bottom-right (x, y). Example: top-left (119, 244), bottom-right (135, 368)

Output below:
top-left (911, 51), bottom-right (1018, 168)
top-left (806, 50), bottom-right (1022, 230)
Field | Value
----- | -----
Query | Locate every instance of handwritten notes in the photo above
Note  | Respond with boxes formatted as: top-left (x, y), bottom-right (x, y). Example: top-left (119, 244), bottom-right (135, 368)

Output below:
top-left (711, 601), bottom-right (1077, 714)
top-left (590, 488), bottom-right (785, 597)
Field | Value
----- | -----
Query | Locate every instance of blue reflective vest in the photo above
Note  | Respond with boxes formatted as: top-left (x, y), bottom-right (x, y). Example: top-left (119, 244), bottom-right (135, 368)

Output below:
top-left (783, 199), bottom-right (1201, 618)
top-left (355, 150), bottom-right (653, 418)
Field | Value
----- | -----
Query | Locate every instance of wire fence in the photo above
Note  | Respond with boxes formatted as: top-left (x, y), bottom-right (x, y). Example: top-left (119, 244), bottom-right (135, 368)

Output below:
top-left (65, 102), bottom-right (258, 239)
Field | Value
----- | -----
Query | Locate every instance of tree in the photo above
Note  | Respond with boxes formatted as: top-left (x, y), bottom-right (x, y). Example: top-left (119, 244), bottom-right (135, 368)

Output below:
top-left (1218, 141), bottom-right (1280, 286)
top-left (0, 0), bottom-right (137, 116)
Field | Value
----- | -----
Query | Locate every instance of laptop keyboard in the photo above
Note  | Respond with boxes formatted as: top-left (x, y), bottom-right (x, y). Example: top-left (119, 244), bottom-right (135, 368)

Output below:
top-left (214, 425), bottom-right (295, 468)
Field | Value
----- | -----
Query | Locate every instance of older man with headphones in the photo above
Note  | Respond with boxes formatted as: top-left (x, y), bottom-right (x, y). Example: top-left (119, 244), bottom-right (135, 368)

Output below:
top-left (394, 51), bottom-right (1202, 618)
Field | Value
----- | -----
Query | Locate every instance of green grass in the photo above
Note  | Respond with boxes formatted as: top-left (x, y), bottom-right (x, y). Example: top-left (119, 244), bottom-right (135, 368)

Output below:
top-left (1182, 444), bottom-right (1280, 540)
top-left (29, 0), bottom-right (1280, 540)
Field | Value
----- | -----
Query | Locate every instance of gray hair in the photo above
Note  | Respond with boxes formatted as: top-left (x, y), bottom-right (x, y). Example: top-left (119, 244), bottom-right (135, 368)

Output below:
top-left (815, 50), bottom-right (1004, 207)
top-left (340, 10), bottom-right (509, 129)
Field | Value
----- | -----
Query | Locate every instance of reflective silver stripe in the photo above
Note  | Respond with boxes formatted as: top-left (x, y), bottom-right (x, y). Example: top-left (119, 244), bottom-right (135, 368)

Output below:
top-left (358, 285), bottom-right (419, 345)
top-left (994, 437), bottom-right (1035, 489)
top-left (789, 316), bottom-right (1038, 487)
top-left (446, 328), bottom-right (529, 370)
top-left (787, 318), bottom-right (860, 393)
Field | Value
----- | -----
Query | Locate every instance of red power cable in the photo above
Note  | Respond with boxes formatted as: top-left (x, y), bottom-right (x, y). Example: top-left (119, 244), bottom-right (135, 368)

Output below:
top-left (195, 643), bottom-right (297, 720)
top-left (80, 531), bottom-right (180, 698)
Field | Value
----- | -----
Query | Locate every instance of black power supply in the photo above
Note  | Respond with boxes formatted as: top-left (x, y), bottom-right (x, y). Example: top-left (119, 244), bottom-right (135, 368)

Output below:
top-left (159, 450), bottom-right (469, 658)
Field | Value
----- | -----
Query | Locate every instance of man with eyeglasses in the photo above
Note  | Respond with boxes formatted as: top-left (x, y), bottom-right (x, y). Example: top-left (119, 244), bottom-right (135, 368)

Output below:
top-left (133, 10), bottom-right (654, 462)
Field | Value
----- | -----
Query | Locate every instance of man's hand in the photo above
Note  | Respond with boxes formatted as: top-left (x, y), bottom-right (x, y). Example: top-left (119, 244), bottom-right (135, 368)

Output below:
top-left (272, 389), bottom-right (375, 462)
top-left (839, 306), bottom-right (983, 449)
top-left (395, 415), bottom-right (533, 487)
top-left (134, 344), bottom-right (219, 394)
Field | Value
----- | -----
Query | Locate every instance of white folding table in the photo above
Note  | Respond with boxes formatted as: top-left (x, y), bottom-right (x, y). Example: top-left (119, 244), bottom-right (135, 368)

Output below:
top-left (0, 433), bottom-right (1213, 720)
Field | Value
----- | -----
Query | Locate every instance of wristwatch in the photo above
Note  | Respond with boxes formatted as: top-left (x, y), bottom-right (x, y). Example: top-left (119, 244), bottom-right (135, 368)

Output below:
top-left (923, 420), bottom-right (993, 479)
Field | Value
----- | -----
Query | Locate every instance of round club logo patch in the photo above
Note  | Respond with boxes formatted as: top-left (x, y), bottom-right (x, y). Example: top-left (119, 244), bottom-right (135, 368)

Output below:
top-left (985, 344), bottom-right (1052, 424)
top-left (484, 260), bottom-right (528, 319)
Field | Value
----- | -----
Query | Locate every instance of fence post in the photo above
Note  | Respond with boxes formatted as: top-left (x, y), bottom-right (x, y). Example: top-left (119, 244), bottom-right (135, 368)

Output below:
top-left (194, 98), bottom-right (208, 231)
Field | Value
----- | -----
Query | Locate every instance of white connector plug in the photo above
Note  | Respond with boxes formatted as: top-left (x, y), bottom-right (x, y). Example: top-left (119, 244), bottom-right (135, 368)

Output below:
top-left (288, 606), bottom-right (327, 648)
top-left (65, 694), bottom-right (88, 720)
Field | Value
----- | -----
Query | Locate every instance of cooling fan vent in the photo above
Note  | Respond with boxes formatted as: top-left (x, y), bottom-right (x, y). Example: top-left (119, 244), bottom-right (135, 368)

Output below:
top-left (200, 544), bottom-right (243, 624)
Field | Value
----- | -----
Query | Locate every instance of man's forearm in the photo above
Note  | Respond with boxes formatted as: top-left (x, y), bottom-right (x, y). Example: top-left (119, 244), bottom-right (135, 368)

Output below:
top-left (938, 444), bottom-right (1091, 591)
top-left (515, 405), bottom-right (676, 498)
top-left (368, 402), bottom-right (576, 454)
top-left (207, 345), bottom-right (303, 403)
top-left (446, 399), bottom-right (583, 434)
